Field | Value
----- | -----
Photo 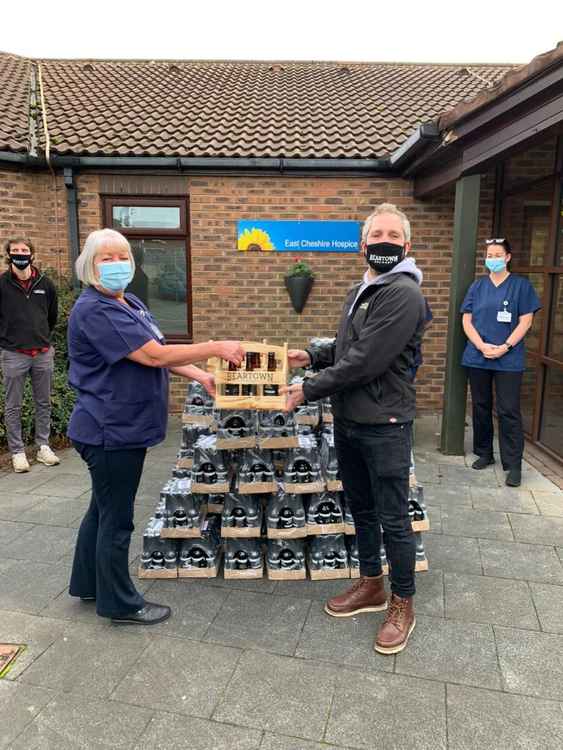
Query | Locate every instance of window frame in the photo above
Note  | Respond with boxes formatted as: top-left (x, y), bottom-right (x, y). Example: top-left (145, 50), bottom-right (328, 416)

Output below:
top-left (102, 195), bottom-right (192, 343)
top-left (103, 196), bottom-right (187, 236)
top-left (496, 134), bottom-right (563, 461)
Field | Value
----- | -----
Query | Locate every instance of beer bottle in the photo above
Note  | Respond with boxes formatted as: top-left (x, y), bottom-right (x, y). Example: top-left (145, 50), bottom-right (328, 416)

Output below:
top-left (226, 360), bottom-right (240, 397)
top-left (264, 352), bottom-right (279, 396)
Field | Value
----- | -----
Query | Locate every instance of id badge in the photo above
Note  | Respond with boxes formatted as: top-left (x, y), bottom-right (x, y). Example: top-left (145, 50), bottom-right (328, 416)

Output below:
top-left (149, 322), bottom-right (165, 341)
top-left (497, 311), bottom-right (512, 323)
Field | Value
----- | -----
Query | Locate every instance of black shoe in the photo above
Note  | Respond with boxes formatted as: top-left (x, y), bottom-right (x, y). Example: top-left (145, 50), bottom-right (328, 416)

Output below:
top-left (111, 602), bottom-right (171, 626)
top-left (472, 456), bottom-right (495, 470)
top-left (506, 468), bottom-right (522, 487)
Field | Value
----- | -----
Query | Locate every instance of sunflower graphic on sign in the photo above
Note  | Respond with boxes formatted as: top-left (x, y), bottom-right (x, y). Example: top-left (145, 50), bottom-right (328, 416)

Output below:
top-left (237, 227), bottom-right (275, 252)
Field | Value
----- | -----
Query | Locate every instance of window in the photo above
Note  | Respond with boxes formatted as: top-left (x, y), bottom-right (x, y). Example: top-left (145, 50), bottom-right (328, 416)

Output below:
top-left (501, 181), bottom-right (553, 267)
top-left (496, 133), bottom-right (563, 460)
top-left (539, 367), bottom-right (563, 456)
top-left (103, 197), bottom-right (191, 340)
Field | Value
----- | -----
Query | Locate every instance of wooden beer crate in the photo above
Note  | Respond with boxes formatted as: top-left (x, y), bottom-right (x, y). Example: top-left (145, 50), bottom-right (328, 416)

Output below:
top-left (209, 341), bottom-right (288, 411)
top-left (137, 566), bottom-right (178, 579)
top-left (267, 566), bottom-right (307, 580)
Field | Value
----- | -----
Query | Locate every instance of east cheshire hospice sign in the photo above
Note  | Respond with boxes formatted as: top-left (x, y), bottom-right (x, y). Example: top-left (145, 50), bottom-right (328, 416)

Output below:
top-left (237, 220), bottom-right (361, 253)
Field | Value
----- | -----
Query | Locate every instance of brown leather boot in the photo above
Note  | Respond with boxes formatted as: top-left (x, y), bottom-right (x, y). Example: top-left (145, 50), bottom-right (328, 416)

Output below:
top-left (324, 575), bottom-right (387, 618)
top-left (374, 594), bottom-right (415, 654)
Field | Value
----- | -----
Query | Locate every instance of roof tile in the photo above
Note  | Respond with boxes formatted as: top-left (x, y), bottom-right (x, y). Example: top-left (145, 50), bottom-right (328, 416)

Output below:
top-left (0, 54), bottom-right (517, 159)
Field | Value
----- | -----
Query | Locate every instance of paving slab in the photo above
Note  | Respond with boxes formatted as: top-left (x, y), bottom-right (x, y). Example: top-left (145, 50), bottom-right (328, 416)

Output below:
top-left (529, 582), bottom-right (563, 634)
top-left (446, 683), bottom-right (563, 750)
top-left (470, 487), bottom-right (539, 514)
top-left (213, 651), bottom-right (336, 741)
top-left (2, 524), bottom-right (77, 563)
top-left (198, 576), bottom-right (278, 595)
top-left (423, 534), bottom-right (482, 575)
top-left (272, 578), bottom-right (353, 601)
top-left (0, 609), bottom-right (67, 680)
top-left (134, 713), bottom-right (262, 750)
top-left (0, 468), bottom-right (57, 495)
top-left (260, 734), bottom-right (349, 750)
top-left (531, 491), bottom-right (563, 517)
top-left (425, 504), bottom-right (442, 533)
top-left (39, 590), bottom-right (138, 626)
top-left (413, 570), bottom-right (445, 617)
top-left (509, 513), bottom-right (563, 545)
top-left (441, 507), bottom-right (513, 541)
top-left (18, 496), bottom-right (89, 527)
top-left (135, 579), bottom-right (229, 640)
top-left (204, 590), bottom-right (311, 656)
top-left (325, 669), bottom-right (447, 750)
top-left (445, 572), bottom-right (539, 629)
top-left (438, 463), bottom-right (500, 488)
top-left (410, 462), bottom-right (441, 484)
top-left (395, 615), bottom-right (501, 690)
top-left (0, 491), bottom-right (46, 521)
top-left (479, 539), bottom-right (563, 584)
top-left (111, 635), bottom-right (241, 718)
top-left (0, 560), bottom-right (70, 613)
top-left (495, 625), bottom-right (563, 700)
top-left (0, 680), bottom-right (56, 750)
top-left (0, 519), bottom-right (34, 546)
top-left (421, 485), bottom-right (472, 507)
top-left (20, 621), bottom-right (152, 699)
top-left (295, 604), bottom-right (393, 673)
top-left (9, 694), bottom-right (153, 750)
top-left (517, 465), bottom-right (561, 492)
top-left (26, 473), bottom-right (92, 498)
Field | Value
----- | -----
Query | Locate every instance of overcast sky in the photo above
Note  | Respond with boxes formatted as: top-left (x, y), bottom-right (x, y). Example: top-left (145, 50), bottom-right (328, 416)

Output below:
top-left (2, 0), bottom-right (561, 64)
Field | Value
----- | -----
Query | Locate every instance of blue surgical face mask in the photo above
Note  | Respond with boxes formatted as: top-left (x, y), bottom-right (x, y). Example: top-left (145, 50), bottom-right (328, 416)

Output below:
top-left (485, 258), bottom-right (506, 274)
top-left (98, 260), bottom-right (133, 291)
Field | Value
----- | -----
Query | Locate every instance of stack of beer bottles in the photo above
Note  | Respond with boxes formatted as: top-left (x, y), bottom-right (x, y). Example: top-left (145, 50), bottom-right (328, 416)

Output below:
top-left (138, 340), bottom-right (429, 581)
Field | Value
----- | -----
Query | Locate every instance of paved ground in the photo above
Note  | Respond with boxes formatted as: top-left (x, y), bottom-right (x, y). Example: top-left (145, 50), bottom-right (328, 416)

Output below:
top-left (1, 415), bottom-right (563, 749)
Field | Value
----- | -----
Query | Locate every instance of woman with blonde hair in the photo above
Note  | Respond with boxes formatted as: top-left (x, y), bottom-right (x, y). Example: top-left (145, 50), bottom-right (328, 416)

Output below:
top-left (67, 228), bottom-right (243, 625)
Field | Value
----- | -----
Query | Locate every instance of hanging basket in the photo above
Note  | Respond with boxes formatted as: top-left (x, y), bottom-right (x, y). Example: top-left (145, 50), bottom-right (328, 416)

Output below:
top-left (284, 275), bottom-right (314, 314)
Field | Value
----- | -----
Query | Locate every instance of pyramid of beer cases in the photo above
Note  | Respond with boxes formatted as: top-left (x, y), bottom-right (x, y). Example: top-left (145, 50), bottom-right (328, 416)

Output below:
top-left (139, 341), bottom-right (429, 581)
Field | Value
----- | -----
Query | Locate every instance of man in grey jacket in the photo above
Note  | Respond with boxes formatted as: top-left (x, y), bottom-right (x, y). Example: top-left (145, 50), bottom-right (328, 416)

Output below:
top-left (284, 203), bottom-right (425, 654)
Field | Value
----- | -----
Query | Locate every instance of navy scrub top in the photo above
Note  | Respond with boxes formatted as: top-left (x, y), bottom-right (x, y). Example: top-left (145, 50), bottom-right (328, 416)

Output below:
top-left (67, 286), bottom-right (169, 449)
top-left (460, 274), bottom-right (541, 372)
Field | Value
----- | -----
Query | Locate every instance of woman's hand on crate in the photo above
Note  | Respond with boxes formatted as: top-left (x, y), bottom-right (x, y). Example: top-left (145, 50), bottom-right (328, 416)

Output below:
top-left (281, 383), bottom-right (305, 412)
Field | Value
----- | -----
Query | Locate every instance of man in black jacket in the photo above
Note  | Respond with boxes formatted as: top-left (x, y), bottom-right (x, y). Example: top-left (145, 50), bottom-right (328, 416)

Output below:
top-left (0, 238), bottom-right (60, 472)
top-left (284, 203), bottom-right (425, 654)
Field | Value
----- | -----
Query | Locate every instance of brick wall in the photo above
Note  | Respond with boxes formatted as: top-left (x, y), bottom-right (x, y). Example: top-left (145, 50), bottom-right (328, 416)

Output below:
top-left (185, 173), bottom-right (496, 414)
top-left (0, 168), bottom-right (101, 277)
top-left (1, 167), bottom-right (498, 416)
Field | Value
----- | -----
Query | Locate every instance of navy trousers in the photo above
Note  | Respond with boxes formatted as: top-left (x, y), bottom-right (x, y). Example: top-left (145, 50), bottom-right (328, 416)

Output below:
top-left (69, 441), bottom-right (146, 618)
top-left (467, 367), bottom-right (524, 470)
top-left (334, 418), bottom-right (416, 598)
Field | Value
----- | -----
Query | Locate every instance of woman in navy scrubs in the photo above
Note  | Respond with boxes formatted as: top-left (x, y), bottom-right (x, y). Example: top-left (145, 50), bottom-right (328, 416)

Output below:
top-left (67, 228), bottom-right (243, 625)
top-left (461, 239), bottom-right (541, 487)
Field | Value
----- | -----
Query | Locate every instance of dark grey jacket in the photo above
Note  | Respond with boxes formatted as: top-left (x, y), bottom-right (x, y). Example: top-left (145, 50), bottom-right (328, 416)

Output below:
top-left (302, 271), bottom-right (425, 424)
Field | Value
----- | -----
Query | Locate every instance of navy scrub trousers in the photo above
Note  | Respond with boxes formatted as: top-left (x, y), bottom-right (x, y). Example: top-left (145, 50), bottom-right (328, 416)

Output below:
top-left (467, 368), bottom-right (524, 470)
top-left (69, 442), bottom-right (147, 617)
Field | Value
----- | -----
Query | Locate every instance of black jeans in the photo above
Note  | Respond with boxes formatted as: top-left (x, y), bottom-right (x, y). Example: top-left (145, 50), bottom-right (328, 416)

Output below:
top-left (334, 418), bottom-right (416, 598)
top-left (69, 441), bottom-right (147, 618)
top-left (467, 367), bottom-right (524, 470)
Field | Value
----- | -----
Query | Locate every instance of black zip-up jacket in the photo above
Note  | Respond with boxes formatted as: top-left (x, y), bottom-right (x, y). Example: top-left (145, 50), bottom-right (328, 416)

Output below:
top-left (0, 268), bottom-right (58, 350)
top-left (302, 272), bottom-right (425, 424)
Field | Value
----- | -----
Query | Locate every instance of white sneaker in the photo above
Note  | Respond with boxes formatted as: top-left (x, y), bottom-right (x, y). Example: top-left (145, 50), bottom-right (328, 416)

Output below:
top-left (12, 452), bottom-right (30, 473)
top-left (36, 445), bottom-right (60, 466)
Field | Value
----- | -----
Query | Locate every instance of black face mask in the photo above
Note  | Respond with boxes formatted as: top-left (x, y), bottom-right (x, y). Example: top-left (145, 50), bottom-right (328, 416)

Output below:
top-left (365, 242), bottom-right (405, 273)
top-left (9, 254), bottom-right (32, 271)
